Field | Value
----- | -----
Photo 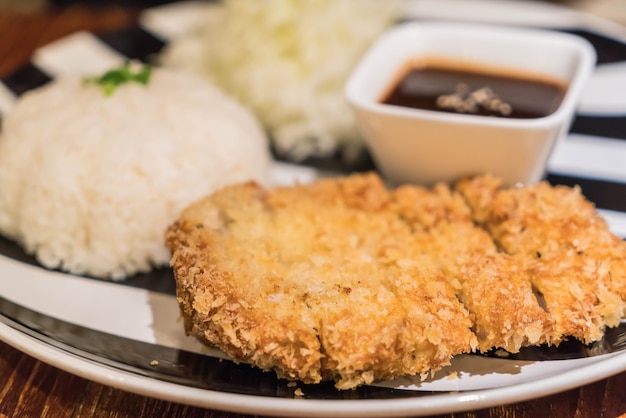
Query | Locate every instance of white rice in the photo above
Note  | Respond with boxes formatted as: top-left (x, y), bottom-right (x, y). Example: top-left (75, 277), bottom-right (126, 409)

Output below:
top-left (0, 67), bottom-right (271, 280)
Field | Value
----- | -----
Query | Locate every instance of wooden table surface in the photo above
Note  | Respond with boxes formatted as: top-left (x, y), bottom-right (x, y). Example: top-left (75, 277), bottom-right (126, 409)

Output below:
top-left (1, 2), bottom-right (626, 417)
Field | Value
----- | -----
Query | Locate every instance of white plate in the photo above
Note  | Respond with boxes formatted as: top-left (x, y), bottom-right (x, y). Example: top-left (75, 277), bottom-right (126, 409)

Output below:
top-left (2, 1), bottom-right (626, 416)
top-left (2, 220), bottom-right (626, 418)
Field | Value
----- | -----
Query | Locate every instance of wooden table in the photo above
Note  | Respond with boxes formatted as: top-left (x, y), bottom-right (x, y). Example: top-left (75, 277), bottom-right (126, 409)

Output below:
top-left (1, 2), bottom-right (626, 417)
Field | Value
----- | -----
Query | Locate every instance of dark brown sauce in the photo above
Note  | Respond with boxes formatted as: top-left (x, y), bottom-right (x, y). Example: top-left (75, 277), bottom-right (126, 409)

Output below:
top-left (380, 58), bottom-right (567, 119)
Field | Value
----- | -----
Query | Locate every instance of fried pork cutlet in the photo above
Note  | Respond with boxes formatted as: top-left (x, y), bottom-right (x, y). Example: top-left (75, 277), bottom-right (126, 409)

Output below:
top-left (167, 172), bottom-right (626, 389)
top-left (456, 175), bottom-right (626, 344)
top-left (391, 184), bottom-right (553, 352)
top-left (166, 174), bottom-right (477, 390)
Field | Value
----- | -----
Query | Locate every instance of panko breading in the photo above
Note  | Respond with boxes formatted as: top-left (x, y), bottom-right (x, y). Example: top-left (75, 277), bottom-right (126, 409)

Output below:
top-left (391, 185), bottom-right (552, 352)
top-left (166, 172), bottom-right (626, 389)
top-left (456, 175), bottom-right (626, 344)
top-left (167, 174), bottom-right (477, 389)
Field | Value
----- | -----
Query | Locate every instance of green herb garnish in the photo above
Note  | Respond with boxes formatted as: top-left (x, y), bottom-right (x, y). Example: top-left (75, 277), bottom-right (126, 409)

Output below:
top-left (84, 63), bottom-right (152, 96)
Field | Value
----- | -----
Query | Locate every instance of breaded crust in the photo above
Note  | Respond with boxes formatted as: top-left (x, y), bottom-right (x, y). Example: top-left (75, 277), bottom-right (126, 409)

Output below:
top-left (391, 184), bottom-right (553, 352)
top-left (167, 174), bottom-right (477, 389)
top-left (166, 173), bottom-right (626, 388)
top-left (456, 175), bottom-right (626, 344)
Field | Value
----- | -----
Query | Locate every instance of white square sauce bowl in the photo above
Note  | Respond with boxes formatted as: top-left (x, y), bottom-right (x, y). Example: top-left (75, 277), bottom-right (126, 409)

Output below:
top-left (345, 22), bottom-right (596, 186)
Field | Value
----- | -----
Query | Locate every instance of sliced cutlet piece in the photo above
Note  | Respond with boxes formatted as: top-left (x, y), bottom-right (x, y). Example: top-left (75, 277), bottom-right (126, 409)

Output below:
top-left (392, 183), bottom-right (553, 353)
top-left (166, 173), bottom-right (476, 389)
top-left (456, 174), bottom-right (626, 344)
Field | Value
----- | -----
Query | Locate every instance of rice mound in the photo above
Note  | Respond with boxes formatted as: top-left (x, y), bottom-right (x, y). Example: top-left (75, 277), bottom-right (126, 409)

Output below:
top-left (0, 67), bottom-right (271, 280)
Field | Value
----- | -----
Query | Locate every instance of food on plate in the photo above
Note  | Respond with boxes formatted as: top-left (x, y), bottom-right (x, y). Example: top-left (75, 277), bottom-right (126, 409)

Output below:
top-left (83, 62), bottom-right (152, 96)
top-left (0, 63), bottom-right (271, 280)
top-left (391, 185), bottom-right (553, 352)
top-left (457, 175), bottom-right (626, 344)
top-left (166, 173), bottom-right (626, 389)
top-left (160, 0), bottom-right (397, 163)
top-left (167, 174), bottom-right (477, 389)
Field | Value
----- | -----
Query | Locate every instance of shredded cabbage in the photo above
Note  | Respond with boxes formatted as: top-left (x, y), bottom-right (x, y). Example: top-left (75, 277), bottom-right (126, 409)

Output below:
top-left (161, 0), bottom-right (397, 163)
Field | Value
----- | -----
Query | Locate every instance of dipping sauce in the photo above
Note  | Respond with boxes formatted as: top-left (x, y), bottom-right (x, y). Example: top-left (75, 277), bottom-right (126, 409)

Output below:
top-left (381, 58), bottom-right (567, 119)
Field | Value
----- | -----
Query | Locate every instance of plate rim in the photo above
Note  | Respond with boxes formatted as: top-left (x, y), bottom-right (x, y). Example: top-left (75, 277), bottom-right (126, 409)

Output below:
top-left (2, 319), bottom-right (626, 417)
top-left (2, 0), bottom-right (626, 416)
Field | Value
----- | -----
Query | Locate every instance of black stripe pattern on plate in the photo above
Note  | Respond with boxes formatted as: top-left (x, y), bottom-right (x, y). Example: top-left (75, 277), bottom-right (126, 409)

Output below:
top-left (95, 26), bottom-right (166, 64)
top-left (562, 29), bottom-right (626, 64)
top-left (0, 295), bottom-right (428, 400)
top-left (1, 63), bottom-right (52, 96)
top-left (570, 115), bottom-right (626, 141)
